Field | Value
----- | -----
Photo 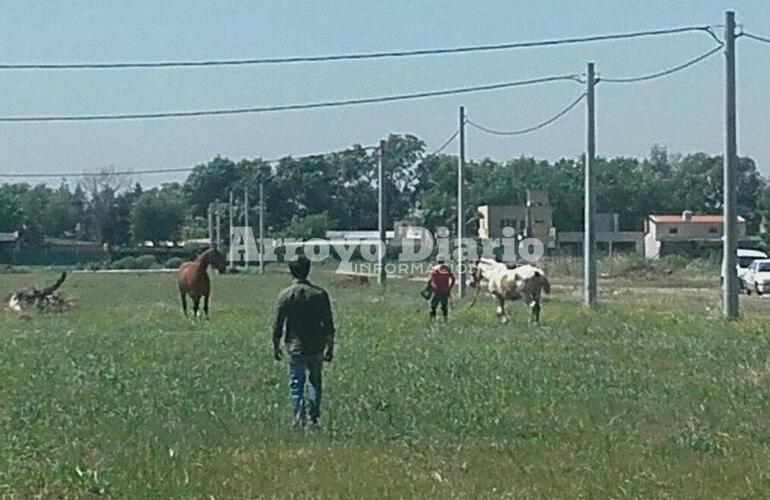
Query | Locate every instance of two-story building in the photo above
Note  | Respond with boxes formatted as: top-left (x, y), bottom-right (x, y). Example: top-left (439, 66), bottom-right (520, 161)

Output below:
top-left (477, 189), bottom-right (555, 246)
top-left (557, 213), bottom-right (644, 255)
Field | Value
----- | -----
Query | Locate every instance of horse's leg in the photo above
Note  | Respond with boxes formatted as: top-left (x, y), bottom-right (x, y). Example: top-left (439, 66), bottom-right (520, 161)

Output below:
top-left (532, 291), bottom-right (542, 324)
top-left (180, 290), bottom-right (188, 317)
top-left (203, 294), bottom-right (210, 320)
top-left (532, 300), bottom-right (541, 324)
top-left (496, 295), bottom-right (508, 324)
top-left (192, 296), bottom-right (201, 320)
top-left (525, 292), bottom-right (540, 324)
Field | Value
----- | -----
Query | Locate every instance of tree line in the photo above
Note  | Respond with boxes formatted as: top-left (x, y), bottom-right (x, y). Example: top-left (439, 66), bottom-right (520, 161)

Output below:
top-left (1, 134), bottom-right (768, 246)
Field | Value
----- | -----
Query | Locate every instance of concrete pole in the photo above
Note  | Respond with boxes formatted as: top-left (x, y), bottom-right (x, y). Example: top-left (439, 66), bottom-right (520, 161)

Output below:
top-left (259, 180), bottom-right (265, 274)
top-left (228, 191), bottom-right (234, 266)
top-left (214, 199), bottom-right (221, 248)
top-left (208, 203), bottom-right (214, 247)
top-left (457, 106), bottom-right (466, 298)
top-left (244, 189), bottom-right (249, 270)
top-left (584, 62), bottom-right (597, 306)
top-left (723, 10), bottom-right (739, 319)
top-left (378, 140), bottom-right (387, 285)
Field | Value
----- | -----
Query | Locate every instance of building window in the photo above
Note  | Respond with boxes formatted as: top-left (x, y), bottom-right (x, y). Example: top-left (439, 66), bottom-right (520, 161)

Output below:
top-left (668, 227), bottom-right (679, 234)
top-left (709, 227), bottom-right (718, 234)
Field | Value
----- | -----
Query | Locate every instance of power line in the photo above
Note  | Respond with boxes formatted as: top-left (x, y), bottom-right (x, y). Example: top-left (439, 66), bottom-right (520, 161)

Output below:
top-left (466, 92), bottom-right (586, 136)
top-left (0, 38), bottom-right (721, 174)
top-left (601, 43), bottom-right (722, 83)
top-left (0, 74), bottom-right (581, 123)
top-left (741, 31), bottom-right (770, 44)
top-left (0, 145), bottom-right (381, 178)
top-left (427, 130), bottom-right (460, 155)
top-left (0, 167), bottom-right (193, 179)
top-left (0, 26), bottom-right (717, 71)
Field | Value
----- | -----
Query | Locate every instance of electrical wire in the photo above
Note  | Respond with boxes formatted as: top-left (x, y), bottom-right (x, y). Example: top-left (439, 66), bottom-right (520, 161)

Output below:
top-left (0, 24), bottom-right (730, 175)
top-left (601, 43), bottom-right (722, 83)
top-left (466, 92), bottom-right (586, 136)
top-left (0, 74), bottom-right (581, 123)
top-left (703, 26), bottom-right (724, 44)
top-left (741, 31), bottom-right (770, 44)
top-left (427, 130), bottom-right (460, 155)
top-left (0, 167), bottom-right (194, 179)
top-left (0, 145), bottom-right (381, 178)
top-left (0, 26), bottom-right (717, 70)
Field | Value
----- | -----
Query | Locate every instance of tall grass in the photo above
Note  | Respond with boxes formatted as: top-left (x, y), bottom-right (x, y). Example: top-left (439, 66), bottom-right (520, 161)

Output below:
top-left (542, 255), bottom-right (719, 288)
top-left (0, 270), bottom-right (768, 498)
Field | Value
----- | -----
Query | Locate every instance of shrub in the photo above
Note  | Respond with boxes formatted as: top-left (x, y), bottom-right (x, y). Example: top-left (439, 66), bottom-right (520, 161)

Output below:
top-left (284, 213), bottom-right (330, 240)
top-left (164, 257), bottom-right (183, 269)
top-left (134, 255), bottom-right (157, 270)
top-left (111, 256), bottom-right (137, 270)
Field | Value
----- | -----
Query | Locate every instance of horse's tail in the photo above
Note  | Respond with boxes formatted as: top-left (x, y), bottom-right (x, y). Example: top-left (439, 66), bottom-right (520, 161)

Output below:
top-left (41, 272), bottom-right (67, 296)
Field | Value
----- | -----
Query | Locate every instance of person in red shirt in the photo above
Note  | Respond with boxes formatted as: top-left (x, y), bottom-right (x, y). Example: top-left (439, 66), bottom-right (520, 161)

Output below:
top-left (426, 256), bottom-right (456, 320)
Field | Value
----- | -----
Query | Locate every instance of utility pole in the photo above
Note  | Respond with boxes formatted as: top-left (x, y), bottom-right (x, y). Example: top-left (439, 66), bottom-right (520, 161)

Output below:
top-left (214, 198), bottom-right (221, 248)
top-left (208, 203), bottom-right (214, 247)
top-left (584, 62), bottom-right (597, 307)
top-left (228, 191), bottom-right (234, 266)
top-left (259, 180), bottom-right (265, 274)
top-left (723, 10), bottom-right (739, 319)
top-left (378, 139), bottom-right (387, 285)
top-left (244, 189), bottom-right (249, 270)
top-left (457, 106), bottom-right (466, 298)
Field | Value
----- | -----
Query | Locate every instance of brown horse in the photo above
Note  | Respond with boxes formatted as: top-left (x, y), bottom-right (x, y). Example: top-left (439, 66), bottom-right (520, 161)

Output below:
top-left (177, 247), bottom-right (228, 319)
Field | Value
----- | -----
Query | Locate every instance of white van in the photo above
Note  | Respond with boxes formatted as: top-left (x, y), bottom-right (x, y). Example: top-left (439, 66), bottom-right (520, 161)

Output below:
top-left (721, 249), bottom-right (768, 290)
top-left (737, 248), bottom-right (768, 289)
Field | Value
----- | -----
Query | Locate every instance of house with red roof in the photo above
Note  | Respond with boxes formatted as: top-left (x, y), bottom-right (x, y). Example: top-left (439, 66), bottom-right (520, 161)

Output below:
top-left (644, 211), bottom-right (747, 258)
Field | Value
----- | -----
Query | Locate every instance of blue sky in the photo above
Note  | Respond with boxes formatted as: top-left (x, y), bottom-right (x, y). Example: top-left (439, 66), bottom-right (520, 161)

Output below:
top-left (0, 1), bottom-right (768, 185)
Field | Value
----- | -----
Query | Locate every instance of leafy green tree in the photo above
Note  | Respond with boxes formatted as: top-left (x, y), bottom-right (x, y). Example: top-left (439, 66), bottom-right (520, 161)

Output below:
top-left (38, 183), bottom-right (80, 238)
top-left (414, 153), bottom-right (457, 229)
top-left (130, 185), bottom-right (185, 244)
top-left (183, 156), bottom-right (240, 216)
top-left (79, 169), bottom-right (131, 244)
top-left (283, 213), bottom-right (331, 240)
top-left (381, 134), bottom-right (425, 223)
top-left (113, 183), bottom-right (144, 245)
top-left (0, 184), bottom-right (23, 232)
top-left (2, 138), bottom-right (769, 248)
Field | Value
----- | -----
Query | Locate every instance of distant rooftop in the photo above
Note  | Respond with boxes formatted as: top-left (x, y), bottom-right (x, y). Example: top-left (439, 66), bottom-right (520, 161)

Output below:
top-left (0, 231), bottom-right (19, 243)
top-left (649, 214), bottom-right (746, 224)
top-left (44, 237), bottom-right (101, 247)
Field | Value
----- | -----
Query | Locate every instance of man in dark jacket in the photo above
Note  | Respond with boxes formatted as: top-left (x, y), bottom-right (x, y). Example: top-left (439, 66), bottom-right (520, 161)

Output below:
top-left (273, 257), bottom-right (335, 426)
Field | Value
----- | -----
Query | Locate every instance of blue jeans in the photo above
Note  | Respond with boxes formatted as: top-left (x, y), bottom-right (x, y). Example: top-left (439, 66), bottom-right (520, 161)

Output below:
top-left (288, 353), bottom-right (323, 422)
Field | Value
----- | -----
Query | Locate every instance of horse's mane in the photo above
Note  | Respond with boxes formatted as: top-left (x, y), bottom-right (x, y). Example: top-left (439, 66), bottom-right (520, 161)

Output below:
top-left (197, 247), bottom-right (218, 261)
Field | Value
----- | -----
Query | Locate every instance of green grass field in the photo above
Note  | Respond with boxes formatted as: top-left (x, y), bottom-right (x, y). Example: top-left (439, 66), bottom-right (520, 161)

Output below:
top-left (1, 267), bottom-right (769, 498)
